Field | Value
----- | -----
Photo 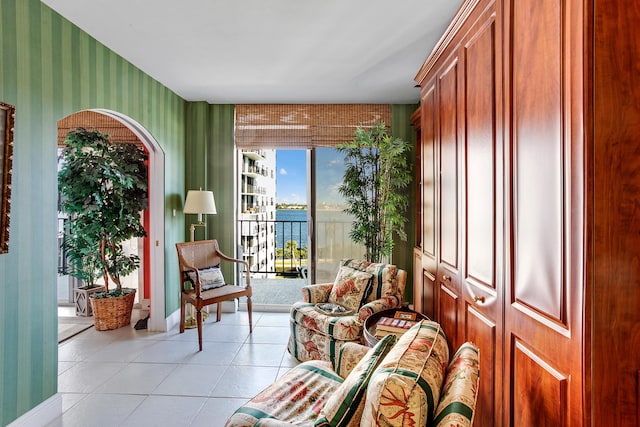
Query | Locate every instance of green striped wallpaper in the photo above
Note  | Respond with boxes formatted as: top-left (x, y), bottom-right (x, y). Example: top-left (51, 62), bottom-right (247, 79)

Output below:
top-left (0, 2), bottom-right (420, 424)
top-left (391, 104), bottom-right (419, 303)
top-left (184, 103), bottom-right (237, 281)
top-left (0, 0), bottom-right (186, 424)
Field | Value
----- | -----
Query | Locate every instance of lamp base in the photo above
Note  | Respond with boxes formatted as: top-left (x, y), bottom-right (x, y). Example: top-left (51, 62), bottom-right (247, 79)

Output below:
top-left (189, 222), bottom-right (207, 242)
top-left (184, 303), bottom-right (209, 329)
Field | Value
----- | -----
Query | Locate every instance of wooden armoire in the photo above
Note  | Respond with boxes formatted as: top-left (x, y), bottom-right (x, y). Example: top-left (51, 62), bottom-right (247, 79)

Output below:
top-left (412, 0), bottom-right (640, 425)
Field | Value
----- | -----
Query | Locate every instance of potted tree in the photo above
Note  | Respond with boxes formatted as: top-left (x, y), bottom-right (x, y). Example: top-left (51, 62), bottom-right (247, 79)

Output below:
top-left (58, 128), bottom-right (148, 330)
top-left (337, 122), bottom-right (412, 263)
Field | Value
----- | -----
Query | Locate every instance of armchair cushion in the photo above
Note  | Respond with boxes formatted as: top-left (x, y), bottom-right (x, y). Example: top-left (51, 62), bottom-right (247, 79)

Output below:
top-left (362, 321), bottom-right (450, 426)
top-left (327, 266), bottom-right (373, 312)
top-left (316, 334), bottom-right (397, 427)
top-left (340, 259), bottom-right (401, 303)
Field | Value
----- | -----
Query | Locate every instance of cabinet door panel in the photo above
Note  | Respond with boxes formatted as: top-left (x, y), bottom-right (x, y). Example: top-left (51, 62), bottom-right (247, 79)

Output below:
top-left (464, 14), bottom-right (498, 293)
top-left (465, 305), bottom-right (497, 427)
top-left (422, 270), bottom-right (436, 320)
top-left (420, 84), bottom-right (439, 322)
top-left (421, 85), bottom-right (437, 261)
top-left (412, 248), bottom-right (423, 314)
top-left (439, 284), bottom-right (459, 353)
top-left (461, 4), bottom-right (503, 426)
top-left (505, 0), bottom-right (584, 425)
top-left (511, 0), bottom-right (564, 322)
top-left (512, 339), bottom-right (568, 426)
top-left (438, 59), bottom-right (459, 272)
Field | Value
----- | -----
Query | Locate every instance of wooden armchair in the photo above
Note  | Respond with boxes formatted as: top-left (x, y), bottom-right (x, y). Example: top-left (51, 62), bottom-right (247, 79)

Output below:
top-left (175, 239), bottom-right (252, 350)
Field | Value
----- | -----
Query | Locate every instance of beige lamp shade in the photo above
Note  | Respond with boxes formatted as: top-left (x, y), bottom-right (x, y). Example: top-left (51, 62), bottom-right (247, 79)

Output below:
top-left (184, 190), bottom-right (216, 222)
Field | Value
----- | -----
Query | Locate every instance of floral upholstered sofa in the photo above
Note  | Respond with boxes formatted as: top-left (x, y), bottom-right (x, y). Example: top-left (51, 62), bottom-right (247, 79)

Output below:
top-left (288, 259), bottom-right (407, 363)
top-left (226, 320), bottom-right (480, 427)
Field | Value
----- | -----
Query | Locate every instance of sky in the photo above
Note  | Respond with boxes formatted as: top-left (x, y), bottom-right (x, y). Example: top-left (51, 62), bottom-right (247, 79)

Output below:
top-left (276, 150), bottom-right (307, 204)
top-left (276, 149), bottom-right (347, 206)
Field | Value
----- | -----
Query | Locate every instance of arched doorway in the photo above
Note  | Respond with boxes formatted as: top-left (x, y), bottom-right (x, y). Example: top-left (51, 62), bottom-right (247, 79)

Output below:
top-left (57, 110), bottom-right (166, 331)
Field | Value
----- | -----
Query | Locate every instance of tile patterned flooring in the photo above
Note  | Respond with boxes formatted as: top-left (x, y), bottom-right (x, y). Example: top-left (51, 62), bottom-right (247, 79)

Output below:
top-left (50, 310), bottom-right (297, 427)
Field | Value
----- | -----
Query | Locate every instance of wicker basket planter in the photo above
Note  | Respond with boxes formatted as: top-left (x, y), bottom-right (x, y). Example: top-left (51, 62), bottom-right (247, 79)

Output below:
top-left (90, 290), bottom-right (136, 331)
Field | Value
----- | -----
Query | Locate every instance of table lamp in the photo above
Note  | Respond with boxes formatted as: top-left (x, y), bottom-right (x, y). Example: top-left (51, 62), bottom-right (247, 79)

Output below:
top-left (184, 189), bottom-right (217, 241)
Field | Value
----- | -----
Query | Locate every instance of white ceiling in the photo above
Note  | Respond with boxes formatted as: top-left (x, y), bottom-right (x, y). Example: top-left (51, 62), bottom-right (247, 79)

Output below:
top-left (41, 0), bottom-right (463, 104)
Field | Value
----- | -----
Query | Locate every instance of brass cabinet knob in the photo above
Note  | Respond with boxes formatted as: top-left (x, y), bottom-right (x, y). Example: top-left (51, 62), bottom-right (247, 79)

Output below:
top-left (442, 275), bottom-right (450, 281)
top-left (473, 295), bottom-right (486, 303)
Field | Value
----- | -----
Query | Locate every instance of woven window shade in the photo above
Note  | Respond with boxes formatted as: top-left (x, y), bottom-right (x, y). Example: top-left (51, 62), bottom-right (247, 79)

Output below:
top-left (57, 111), bottom-right (142, 148)
top-left (235, 104), bottom-right (391, 148)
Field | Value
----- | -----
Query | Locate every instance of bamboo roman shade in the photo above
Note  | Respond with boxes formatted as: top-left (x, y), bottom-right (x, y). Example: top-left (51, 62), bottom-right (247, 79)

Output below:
top-left (235, 104), bottom-right (391, 148)
top-left (57, 111), bottom-right (142, 147)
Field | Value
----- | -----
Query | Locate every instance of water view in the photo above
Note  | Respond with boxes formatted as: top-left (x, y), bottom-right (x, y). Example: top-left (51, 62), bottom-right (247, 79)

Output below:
top-left (275, 209), bottom-right (307, 249)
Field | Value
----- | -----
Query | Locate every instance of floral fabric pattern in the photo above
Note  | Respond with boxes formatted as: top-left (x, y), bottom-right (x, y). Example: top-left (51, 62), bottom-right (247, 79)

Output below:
top-left (334, 342), bottom-right (372, 378)
top-left (229, 322), bottom-right (480, 427)
top-left (316, 334), bottom-right (397, 427)
top-left (291, 302), bottom-right (364, 341)
top-left (358, 296), bottom-right (402, 322)
top-left (225, 360), bottom-right (343, 427)
top-left (302, 283), bottom-right (334, 303)
top-left (432, 342), bottom-right (480, 427)
top-left (289, 261), bottom-right (404, 363)
top-left (361, 321), bottom-right (450, 427)
top-left (328, 267), bottom-right (373, 312)
top-left (340, 259), bottom-right (402, 303)
top-left (289, 314), bottom-right (357, 363)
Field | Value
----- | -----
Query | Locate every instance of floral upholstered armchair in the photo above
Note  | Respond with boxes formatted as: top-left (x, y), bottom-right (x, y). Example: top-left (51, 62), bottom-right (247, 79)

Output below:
top-left (288, 259), bottom-right (407, 363)
top-left (227, 320), bottom-right (480, 427)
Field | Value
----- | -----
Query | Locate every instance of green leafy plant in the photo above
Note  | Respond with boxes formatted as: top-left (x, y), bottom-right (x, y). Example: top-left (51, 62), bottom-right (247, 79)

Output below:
top-left (337, 122), bottom-right (412, 262)
top-left (58, 128), bottom-right (148, 296)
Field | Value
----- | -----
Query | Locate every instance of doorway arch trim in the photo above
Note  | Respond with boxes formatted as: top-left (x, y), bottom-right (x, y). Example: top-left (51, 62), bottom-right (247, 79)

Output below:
top-left (89, 109), bottom-right (166, 331)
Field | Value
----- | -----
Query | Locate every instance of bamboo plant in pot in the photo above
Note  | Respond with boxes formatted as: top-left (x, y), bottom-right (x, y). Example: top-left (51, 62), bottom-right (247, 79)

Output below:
top-left (58, 127), bottom-right (148, 330)
top-left (337, 122), bottom-right (412, 263)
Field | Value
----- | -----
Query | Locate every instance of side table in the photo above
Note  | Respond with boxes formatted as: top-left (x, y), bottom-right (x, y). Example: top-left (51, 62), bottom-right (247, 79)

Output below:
top-left (363, 307), bottom-right (429, 347)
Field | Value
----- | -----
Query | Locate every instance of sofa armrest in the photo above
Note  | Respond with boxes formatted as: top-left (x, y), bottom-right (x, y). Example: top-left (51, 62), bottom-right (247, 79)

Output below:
top-left (301, 283), bottom-right (333, 303)
top-left (333, 342), bottom-right (372, 378)
top-left (357, 295), bottom-right (403, 322)
top-left (433, 342), bottom-right (481, 427)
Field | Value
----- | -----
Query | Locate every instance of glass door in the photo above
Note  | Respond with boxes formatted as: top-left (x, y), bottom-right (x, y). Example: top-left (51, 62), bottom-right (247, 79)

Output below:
top-left (309, 148), bottom-right (365, 283)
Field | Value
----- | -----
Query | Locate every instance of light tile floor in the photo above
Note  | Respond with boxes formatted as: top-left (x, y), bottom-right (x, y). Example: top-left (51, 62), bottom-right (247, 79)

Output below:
top-left (50, 310), bottom-right (298, 427)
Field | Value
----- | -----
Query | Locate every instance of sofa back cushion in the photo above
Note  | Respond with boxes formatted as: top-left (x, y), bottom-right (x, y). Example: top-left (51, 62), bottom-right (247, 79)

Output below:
top-left (315, 334), bottom-right (397, 427)
top-left (340, 259), bottom-right (400, 303)
top-left (361, 320), bottom-right (450, 426)
top-left (432, 342), bottom-right (480, 427)
top-left (328, 266), bottom-right (373, 312)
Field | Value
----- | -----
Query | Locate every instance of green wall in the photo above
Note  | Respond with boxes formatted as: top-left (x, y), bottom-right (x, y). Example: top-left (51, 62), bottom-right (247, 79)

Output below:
top-left (0, 3), bottom-right (420, 424)
top-left (184, 103), bottom-right (236, 280)
top-left (391, 104), bottom-right (419, 304)
top-left (0, 0), bottom-right (186, 424)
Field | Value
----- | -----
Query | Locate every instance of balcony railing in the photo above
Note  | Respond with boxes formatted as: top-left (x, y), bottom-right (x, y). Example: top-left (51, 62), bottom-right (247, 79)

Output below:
top-left (238, 218), bottom-right (357, 277)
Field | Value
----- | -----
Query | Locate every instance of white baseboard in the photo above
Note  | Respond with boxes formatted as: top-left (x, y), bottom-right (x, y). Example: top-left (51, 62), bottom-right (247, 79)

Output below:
top-left (164, 299), bottom-right (243, 332)
top-left (166, 307), bottom-right (181, 332)
top-left (240, 303), bottom-right (290, 313)
top-left (7, 393), bottom-right (62, 427)
top-left (221, 299), bottom-right (238, 312)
